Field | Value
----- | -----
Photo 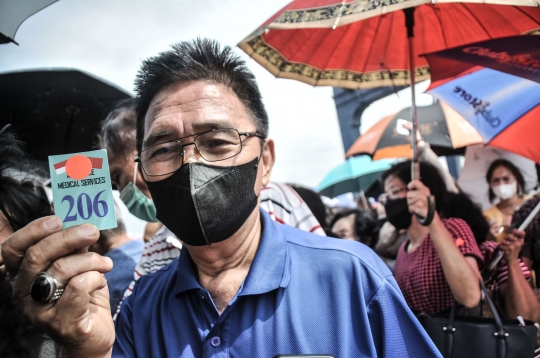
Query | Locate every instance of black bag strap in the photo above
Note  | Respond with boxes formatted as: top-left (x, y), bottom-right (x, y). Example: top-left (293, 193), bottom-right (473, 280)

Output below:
top-left (443, 280), bottom-right (508, 358)
top-left (481, 247), bottom-right (505, 282)
top-left (481, 280), bottom-right (509, 358)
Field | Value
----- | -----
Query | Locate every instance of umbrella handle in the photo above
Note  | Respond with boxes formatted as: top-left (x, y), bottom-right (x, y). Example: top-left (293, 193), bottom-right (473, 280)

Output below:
top-left (417, 195), bottom-right (436, 226)
top-left (410, 161), bottom-right (433, 225)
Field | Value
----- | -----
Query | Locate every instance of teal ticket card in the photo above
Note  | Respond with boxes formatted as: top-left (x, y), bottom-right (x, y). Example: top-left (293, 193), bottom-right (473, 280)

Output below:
top-left (48, 149), bottom-right (117, 230)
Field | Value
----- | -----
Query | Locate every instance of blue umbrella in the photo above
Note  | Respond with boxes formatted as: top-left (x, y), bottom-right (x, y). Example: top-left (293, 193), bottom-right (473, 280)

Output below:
top-left (317, 156), bottom-right (394, 198)
top-left (424, 35), bottom-right (540, 164)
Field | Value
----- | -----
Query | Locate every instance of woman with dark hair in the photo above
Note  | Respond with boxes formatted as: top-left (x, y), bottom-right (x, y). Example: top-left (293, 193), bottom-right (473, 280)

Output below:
top-left (374, 124), bottom-right (459, 271)
top-left (484, 159), bottom-right (530, 242)
top-left (0, 130), bottom-right (58, 358)
top-left (0, 176), bottom-right (52, 242)
top-left (0, 132), bottom-right (53, 255)
top-left (443, 191), bottom-right (539, 321)
top-left (329, 208), bottom-right (379, 247)
top-left (382, 160), bottom-right (483, 315)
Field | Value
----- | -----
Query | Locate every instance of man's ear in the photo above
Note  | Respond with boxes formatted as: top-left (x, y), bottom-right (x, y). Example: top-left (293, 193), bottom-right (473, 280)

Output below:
top-left (133, 151), bottom-right (152, 198)
top-left (260, 138), bottom-right (275, 187)
top-left (136, 160), bottom-right (145, 178)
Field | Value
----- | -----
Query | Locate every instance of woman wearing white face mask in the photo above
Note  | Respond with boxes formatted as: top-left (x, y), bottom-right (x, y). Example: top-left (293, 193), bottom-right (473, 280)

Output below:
top-left (483, 159), bottom-right (531, 242)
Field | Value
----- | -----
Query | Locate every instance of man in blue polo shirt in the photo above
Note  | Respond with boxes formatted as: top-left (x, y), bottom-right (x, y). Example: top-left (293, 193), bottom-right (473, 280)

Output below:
top-left (115, 209), bottom-right (438, 357)
top-left (3, 39), bottom-right (440, 358)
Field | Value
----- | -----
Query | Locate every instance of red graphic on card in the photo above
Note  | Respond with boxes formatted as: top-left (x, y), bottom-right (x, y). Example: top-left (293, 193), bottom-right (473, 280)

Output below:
top-left (54, 156), bottom-right (103, 179)
top-left (65, 155), bottom-right (92, 180)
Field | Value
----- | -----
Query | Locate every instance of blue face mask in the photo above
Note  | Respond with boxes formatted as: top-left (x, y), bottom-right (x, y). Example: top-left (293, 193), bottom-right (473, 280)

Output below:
top-left (119, 163), bottom-right (158, 222)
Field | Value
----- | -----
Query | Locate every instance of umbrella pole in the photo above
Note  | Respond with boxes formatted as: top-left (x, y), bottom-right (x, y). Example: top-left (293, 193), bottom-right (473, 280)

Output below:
top-left (405, 7), bottom-right (435, 226)
top-left (359, 190), bottom-right (369, 209)
top-left (404, 8), bottom-right (420, 181)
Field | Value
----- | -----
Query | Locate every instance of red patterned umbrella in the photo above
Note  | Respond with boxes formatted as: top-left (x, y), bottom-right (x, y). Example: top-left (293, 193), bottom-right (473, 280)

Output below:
top-left (239, 0), bottom-right (540, 179)
top-left (239, 1), bottom-right (540, 90)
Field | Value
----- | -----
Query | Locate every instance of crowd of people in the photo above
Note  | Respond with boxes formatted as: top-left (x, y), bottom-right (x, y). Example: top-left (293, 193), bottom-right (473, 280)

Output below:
top-left (1, 38), bottom-right (540, 357)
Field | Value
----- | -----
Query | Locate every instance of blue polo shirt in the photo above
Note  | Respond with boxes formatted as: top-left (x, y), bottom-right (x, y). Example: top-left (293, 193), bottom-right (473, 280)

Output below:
top-left (113, 209), bottom-right (440, 357)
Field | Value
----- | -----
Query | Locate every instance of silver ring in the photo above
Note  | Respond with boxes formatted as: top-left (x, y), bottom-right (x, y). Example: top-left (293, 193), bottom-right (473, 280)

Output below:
top-left (30, 272), bottom-right (66, 303)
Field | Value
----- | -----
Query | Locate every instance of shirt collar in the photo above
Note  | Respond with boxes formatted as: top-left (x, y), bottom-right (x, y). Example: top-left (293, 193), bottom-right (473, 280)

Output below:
top-left (239, 209), bottom-right (290, 296)
top-left (174, 246), bottom-right (201, 294)
top-left (174, 208), bottom-right (291, 296)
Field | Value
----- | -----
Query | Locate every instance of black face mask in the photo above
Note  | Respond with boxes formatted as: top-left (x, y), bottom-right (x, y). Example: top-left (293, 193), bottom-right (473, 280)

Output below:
top-left (384, 198), bottom-right (412, 230)
top-left (146, 157), bottom-right (259, 246)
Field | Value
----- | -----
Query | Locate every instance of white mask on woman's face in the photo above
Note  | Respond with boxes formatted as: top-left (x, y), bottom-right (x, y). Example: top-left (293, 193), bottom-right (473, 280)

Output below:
top-left (492, 181), bottom-right (518, 200)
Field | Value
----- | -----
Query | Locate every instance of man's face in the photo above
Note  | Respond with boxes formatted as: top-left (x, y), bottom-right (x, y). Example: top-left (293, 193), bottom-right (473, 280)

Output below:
top-left (142, 80), bottom-right (274, 193)
top-left (109, 150), bottom-right (151, 198)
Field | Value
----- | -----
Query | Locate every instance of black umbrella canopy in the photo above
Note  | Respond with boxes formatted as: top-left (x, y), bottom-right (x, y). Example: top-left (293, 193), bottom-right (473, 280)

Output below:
top-left (346, 100), bottom-right (483, 159)
top-left (383, 102), bottom-right (482, 157)
top-left (0, 68), bottom-right (132, 162)
top-left (385, 103), bottom-right (458, 157)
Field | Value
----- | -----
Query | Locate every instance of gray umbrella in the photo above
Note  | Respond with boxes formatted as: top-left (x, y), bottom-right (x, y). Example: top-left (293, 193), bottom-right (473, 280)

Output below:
top-left (0, 0), bottom-right (58, 45)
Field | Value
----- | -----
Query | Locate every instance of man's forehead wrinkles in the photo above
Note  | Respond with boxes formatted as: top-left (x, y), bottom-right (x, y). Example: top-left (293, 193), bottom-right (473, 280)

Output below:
top-left (155, 98), bottom-right (209, 114)
top-left (153, 89), bottom-right (227, 114)
top-left (150, 100), bottom-right (231, 127)
top-left (144, 81), bottom-right (253, 142)
top-left (152, 107), bottom-right (187, 122)
top-left (151, 100), bottom-right (236, 127)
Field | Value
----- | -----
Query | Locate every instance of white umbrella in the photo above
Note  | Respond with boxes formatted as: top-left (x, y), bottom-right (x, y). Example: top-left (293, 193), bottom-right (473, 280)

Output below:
top-left (458, 145), bottom-right (538, 211)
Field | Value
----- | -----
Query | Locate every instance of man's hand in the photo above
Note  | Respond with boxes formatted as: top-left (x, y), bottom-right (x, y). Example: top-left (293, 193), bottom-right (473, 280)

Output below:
top-left (406, 179), bottom-right (431, 218)
top-left (501, 228), bottom-right (525, 262)
top-left (2, 216), bottom-right (115, 358)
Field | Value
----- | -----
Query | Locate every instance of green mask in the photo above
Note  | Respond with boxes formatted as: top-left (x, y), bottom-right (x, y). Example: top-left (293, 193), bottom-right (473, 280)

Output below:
top-left (119, 163), bottom-right (158, 222)
top-left (119, 182), bottom-right (158, 222)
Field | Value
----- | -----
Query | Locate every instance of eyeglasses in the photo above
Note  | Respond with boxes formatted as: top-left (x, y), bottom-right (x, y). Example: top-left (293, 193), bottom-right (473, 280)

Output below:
top-left (135, 128), bottom-right (264, 176)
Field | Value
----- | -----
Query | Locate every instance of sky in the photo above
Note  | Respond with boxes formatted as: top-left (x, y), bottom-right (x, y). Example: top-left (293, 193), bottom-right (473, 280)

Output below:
top-left (0, 0), bottom-right (435, 189)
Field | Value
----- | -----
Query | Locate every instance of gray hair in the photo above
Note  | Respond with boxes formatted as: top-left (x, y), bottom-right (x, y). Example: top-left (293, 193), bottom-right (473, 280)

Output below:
top-left (98, 98), bottom-right (137, 157)
top-left (134, 38), bottom-right (269, 152)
